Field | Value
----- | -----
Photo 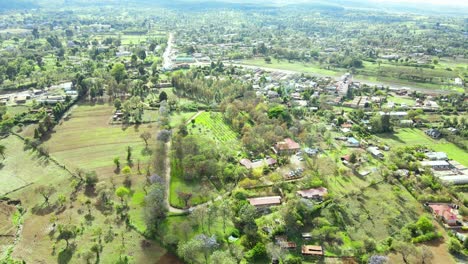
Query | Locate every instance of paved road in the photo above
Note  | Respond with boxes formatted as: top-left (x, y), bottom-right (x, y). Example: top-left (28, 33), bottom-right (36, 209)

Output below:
top-left (162, 33), bottom-right (174, 70)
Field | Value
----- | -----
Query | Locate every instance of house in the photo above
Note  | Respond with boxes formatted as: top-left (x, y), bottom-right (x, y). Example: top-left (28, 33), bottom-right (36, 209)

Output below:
top-left (239, 158), bottom-right (277, 169)
top-left (275, 236), bottom-right (297, 249)
top-left (302, 233), bottom-right (312, 240)
top-left (14, 95), bottom-right (29, 104)
top-left (421, 160), bottom-right (451, 170)
top-left (275, 138), bottom-right (300, 154)
top-left (426, 152), bottom-right (448, 161)
top-left (297, 187), bottom-right (328, 200)
top-left (367, 146), bottom-right (384, 159)
top-left (399, 120), bottom-right (414, 127)
top-left (427, 203), bottom-right (459, 226)
top-left (425, 129), bottom-right (441, 139)
top-left (116, 51), bottom-right (132, 57)
top-left (454, 78), bottom-right (464, 87)
top-left (301, 245), bottom-right (324, 256)
top-left (346, 137), bottom-right (360, 147)
top-left (247, 196), bottom-right (281, 208)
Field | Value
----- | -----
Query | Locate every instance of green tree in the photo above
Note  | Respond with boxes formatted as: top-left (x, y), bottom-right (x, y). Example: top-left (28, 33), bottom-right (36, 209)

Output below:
top-left (140, 132), bottom-right (151, 148)
top-left (111, 63), bottom-right (127, 84)
top-left (159, 91), bottom-right (168, 102)
top-left (115, 186), bottom-right (130, 204)
top-left (57, 224), bottom-right (77, 249)
top-left (114, 157), bottom-right (121, 170)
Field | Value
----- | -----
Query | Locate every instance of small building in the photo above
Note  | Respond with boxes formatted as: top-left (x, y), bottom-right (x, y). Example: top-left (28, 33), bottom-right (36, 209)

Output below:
top-left (275, 236), bottom-right (297, 250)
top-left (301, 245), bottom-right (324, 256)
top-left (247, 196), bottom-right (282, 208)
top-left (302, 233), bottom-right (312, 240)
top-left (275, 138), bottom-right (300, 154)
top-left (427, 203), bottom-right (459, 226)
top-left (346, 137), bottom-right (360, 147)
top-left (439, 175), bottom-right (468, 185)
top-left (425, 129), bottom-right (441, 139)
top-left (297, 187), bottom-right (328, 200)
top-left (426, 152), bottom-right (448, 161)
top-left (421, 160), bottom-right (451, 170)
top-left (239, 158), bottom-right (277, 169)
top-left (367, 146), bottom-right (384, 159)
top-left (15, 95), bottom-right (30, 104)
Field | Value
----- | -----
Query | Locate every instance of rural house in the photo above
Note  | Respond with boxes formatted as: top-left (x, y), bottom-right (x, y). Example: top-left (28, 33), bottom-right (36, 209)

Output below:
top-left (346, 137), bottom-right (360, 147)
top-left (426, 152), bottom-right (448, 161)
top-left (275, 138), bottom-right (300, 154)
top-left (367, 146), bottom-right (384, 159)
top-left (427, 203), bottom-right (459, 226)
top-left (297, 187), bottom-right (328, 201)
top-left (421, 160), bottom-right (451, 170)
top-left (301, 245), bottom-right (324, 256)
top-left (425, 128), bottom-right (441, 139)
top-left (247, 196), bottom-right (282, 208)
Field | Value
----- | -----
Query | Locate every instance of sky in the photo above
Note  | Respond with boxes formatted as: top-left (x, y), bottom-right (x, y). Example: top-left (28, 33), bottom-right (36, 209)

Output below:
top-left (367, 0), bottom-right (467, 7)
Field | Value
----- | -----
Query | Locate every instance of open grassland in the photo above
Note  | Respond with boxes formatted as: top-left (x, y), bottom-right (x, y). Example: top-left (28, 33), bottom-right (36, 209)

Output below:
top-left (376, 128), bottom-right (468, 166)
top-left (241, 58), bottom-right (341, 76)
top-left (188, 112), bottom-right (239, 143)
top-left (0, 136), bottom-right (70, 196)
top-left (44, 103), bottom-right (157, 179)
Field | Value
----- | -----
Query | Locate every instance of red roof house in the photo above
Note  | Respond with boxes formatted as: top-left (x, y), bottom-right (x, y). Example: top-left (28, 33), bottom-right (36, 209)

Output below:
top-left (275, 138), bottom-right (300, 154)
top-left (428, 203), bottom-right (458, 226)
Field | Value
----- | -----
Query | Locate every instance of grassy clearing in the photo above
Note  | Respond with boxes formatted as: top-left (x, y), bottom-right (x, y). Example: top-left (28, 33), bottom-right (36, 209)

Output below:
top-left (339, 183), bottom-right (421, 242)
top-left (169, 111), bottom-right (198, 128)
top-left (44, 103), bottom-right (157, 179)
top-left (188, 112), bottom-right (239, 143)
top-left (0, 136), bottom-right (70, 195)
top-left (241, 58), bottom-right (341, 76)
top-left (169, 159), bottom-right (216, 208)
top-left (376, 128), bottom-right (468, 166)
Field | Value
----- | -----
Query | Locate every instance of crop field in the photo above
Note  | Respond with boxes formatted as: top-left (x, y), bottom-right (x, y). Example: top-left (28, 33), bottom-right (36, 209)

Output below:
top-left (0, 136), bottom-right (70, 196)
top-left (44, 103), bottom-right (157, 179)
top-left (376, 128), bottom-right (468, 166)
top-left (188, 112), bottom-right (238, 143)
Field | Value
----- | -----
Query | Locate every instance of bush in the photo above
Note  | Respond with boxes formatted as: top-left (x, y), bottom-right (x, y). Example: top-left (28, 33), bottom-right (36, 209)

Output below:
top-left (246, 242), bottom-right (267, 261)
top-left (448, 237), bottom-right (462, 254)
top-left (411, 232), bottom-right (442, 243)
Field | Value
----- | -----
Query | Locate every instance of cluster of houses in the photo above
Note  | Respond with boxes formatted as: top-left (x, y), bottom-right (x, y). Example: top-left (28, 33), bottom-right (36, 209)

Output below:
top-left (0, 82), bottom-right (75, 106)
top-left (420, 151), bottom-right (468, 185)
top-left (247, 187), bottom-right (328, 259)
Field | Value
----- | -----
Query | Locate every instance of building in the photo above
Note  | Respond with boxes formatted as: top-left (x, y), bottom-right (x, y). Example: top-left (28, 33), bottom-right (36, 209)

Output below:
top-left (247, 196), bottom-right (281, 208)
top-left (426, 152), bottom-right (448, 161)
top-left (239, 158), bottom-right (277, 169)
top-left (297, 187), bottom-right (328, 200)
top-left (367, 146), bottom-right (384, 159)
top-left (301, 245), bottom-right (324, 256)
top-left (425, 129), bottom-right (441, 139)
top-left (275, 138), bottom-right (300, 154)
top-left (421, 160), bottom-right (451, 170)
top-left (427, 203), bottom-right (459, 226)
top-left (346, 137), bottom-right (360, 147)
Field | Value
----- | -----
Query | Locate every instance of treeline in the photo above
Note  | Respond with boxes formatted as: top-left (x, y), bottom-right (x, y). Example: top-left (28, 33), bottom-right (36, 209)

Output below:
top-left (171, 66), bottom-right (252, 104)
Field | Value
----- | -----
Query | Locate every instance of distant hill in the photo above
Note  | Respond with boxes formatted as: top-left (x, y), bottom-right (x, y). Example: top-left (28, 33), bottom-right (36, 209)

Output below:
top-left (0, 0), bottom-right (38, 10)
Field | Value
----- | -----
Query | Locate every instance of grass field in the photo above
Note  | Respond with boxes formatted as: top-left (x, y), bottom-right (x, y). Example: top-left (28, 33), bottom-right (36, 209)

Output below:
top-left (376, 128), bottom-right (468, 166)
top-left (188, 112), bottom-right (238, 143)
top-left (241, 58), bottom-right (341, 77)
top-left (44, 103), bottom-right (157, 179)
top-left (0, 136), bottom-right (70, 196)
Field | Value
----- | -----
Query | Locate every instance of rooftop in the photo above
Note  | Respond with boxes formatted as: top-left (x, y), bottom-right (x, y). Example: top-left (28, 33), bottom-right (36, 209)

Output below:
top-left (247, 196), bottom-right (282, 207)
top-left (297, 187), bottom-right (328, 199)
